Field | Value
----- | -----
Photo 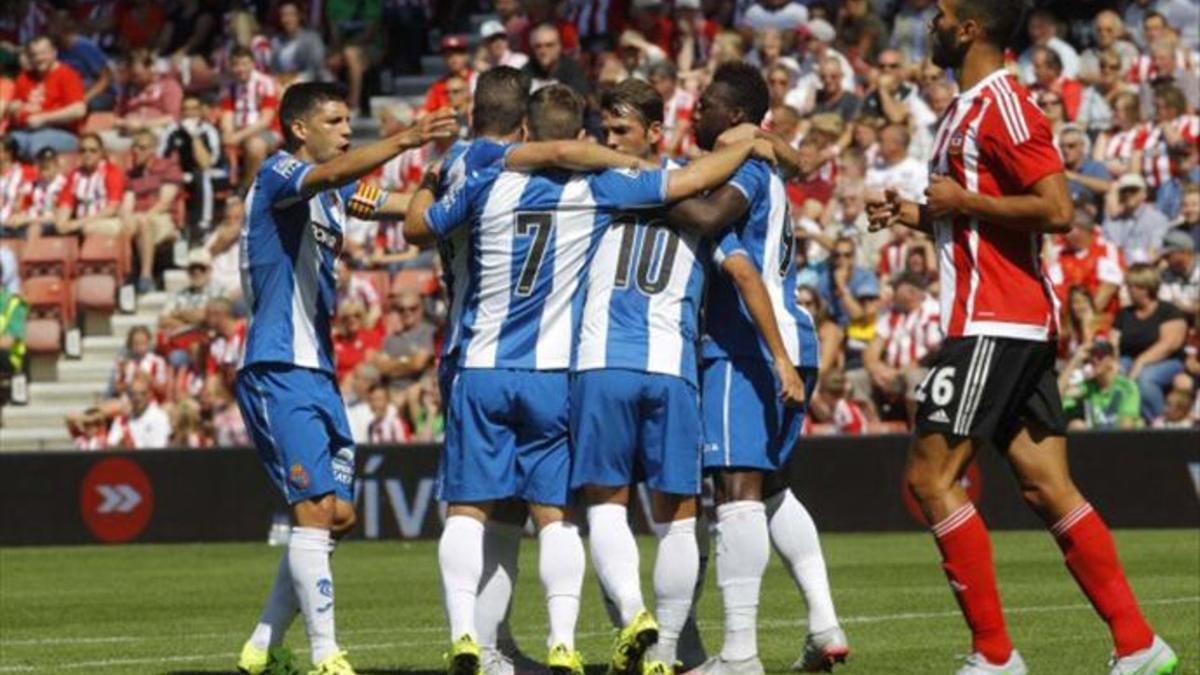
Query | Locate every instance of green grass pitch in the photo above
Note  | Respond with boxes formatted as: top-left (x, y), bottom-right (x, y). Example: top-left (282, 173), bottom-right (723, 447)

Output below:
top-left (1, 530), bottom-right (1196, 673)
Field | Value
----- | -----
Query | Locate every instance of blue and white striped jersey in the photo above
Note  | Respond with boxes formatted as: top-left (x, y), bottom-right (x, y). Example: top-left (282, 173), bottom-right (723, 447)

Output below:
top-left (574, 159), bottom-right (709, 387)
top-left (425, 165), bottom-right (669, 370)
top-left (240, 151), bottom-right (358, 374)
top-left (703, 158), bottom-right (819, 368)
top-left (435, 138), bottom-right (511, 360)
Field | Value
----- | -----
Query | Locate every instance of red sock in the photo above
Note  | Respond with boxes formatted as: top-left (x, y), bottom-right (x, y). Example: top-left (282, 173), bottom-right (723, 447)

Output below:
top-left (932, 503), bottom-right (1013, 665)
top-left (1052, 503), bottom-right (1154, 657)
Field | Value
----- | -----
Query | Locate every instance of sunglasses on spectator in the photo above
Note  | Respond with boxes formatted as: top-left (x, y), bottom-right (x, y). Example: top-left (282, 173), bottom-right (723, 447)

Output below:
top-left (879, 62), bottom-right (901, 69)
top-left (396, 304), bottom-right (421, 313)
top-left (1100, 62), bottom-right (1121, 71)
top-left (80, 145), bottom-right (102, 154)
top-left (133, 143), bottom-right (154, 151)
top-left (1060, 141), bottom-right (1082, 148)
top-left (833, 250), bottom-right (855, 258)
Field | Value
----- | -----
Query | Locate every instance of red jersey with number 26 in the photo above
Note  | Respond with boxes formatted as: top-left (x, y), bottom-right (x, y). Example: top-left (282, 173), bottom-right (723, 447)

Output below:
top-left (929, 69), bottom-right (1063, 343)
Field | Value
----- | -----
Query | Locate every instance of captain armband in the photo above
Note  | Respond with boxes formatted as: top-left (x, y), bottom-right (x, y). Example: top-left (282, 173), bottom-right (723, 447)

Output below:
top-left (346, 183), bottom-right (389, 219)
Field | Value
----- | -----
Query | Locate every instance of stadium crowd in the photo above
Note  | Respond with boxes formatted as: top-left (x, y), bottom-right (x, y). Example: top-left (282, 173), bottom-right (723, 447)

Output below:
top-left (0, 0), bottom-right (1196, 448)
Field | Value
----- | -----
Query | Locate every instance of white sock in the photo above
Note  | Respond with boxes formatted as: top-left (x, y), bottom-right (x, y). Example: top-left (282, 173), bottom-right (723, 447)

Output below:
top-left (765, 490), bottom-right (840, 634)
top-left (249, 551), bottom-right (299, 649)
top-left (288, 527), bottom-right (339, 664)
top-left (715, 501), bottom-right (768, 661)
top-left (476, 521), bottom-right (522, 648)
top-left (649, 517), bottom-right (699, 664)
top-left (538, 521), bottom-right (585, 649)
top-left (439, 515), bottom-right (485, 642)
top-left (587, 504), bottom-right (645, 626)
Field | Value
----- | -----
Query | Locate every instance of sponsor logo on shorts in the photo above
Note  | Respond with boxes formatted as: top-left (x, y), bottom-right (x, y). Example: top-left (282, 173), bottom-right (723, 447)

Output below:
top-left (927, 408), bottom-right (951, 424)
top-left (703, 442), bottom-right (720, 454)
top-left (289, 463), bottom-right (310, 490)
top-left (332, 447), bottom-right (355, 486)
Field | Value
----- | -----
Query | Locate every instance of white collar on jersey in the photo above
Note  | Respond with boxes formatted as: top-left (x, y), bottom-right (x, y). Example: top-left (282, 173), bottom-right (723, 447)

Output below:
top-left (955, 67), bottom-right (1011, 102)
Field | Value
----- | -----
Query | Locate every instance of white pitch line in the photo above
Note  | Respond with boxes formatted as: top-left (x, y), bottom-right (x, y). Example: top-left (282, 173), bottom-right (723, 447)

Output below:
top-left (0, 596), bottom-right (1195, 672)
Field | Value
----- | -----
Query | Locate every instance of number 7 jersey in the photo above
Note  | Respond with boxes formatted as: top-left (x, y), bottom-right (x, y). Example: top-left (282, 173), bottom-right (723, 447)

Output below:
top-left (424, 164), bottom-right (669, 370)
top-left (574, 159), bottom-right (709, 388)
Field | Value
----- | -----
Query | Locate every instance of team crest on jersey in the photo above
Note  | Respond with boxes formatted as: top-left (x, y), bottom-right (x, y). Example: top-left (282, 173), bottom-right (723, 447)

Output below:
top-left (310, 220), bottom-right (344, 253)
top-left (289, 463), bottom-right (310, 490)
top-left (948, 131), bottom-right (966, 155)
top-left (273, 156), bottom-right (302, 179)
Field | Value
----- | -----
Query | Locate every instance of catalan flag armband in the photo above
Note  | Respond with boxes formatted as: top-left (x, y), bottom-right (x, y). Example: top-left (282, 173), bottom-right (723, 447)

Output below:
top-left (346, 182), bottom-right (388, 219)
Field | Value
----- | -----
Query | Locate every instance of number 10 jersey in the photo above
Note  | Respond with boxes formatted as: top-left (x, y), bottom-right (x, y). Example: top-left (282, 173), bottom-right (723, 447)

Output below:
top-left (574, 159), bottom-right (709, 388)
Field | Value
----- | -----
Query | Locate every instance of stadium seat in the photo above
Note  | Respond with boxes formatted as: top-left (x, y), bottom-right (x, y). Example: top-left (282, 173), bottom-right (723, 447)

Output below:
top-left (79, 233), bottom-right (130, 279)
top-left (20, 236), bottom-right (79, 279)
top-left (391, 268), bottom-right (437, 296)
top-left (76, 273), bottom-right (117, 311)
top-left (24, 317), bottom-right (62, 354)
top-left (23, 276), bottom-right (76, 324)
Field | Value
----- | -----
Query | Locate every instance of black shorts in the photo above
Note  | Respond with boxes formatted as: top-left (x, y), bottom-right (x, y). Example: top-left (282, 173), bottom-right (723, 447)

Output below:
top-left (913, 336), bottom-right (1067, 449)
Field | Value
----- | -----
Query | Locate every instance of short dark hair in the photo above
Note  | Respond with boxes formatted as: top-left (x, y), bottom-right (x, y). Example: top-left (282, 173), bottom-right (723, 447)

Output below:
top-left (527, 85), bottom-right (584, 141)
top-left (1033, 45), bottom-right (1062, 73)
top-left (646, 60), bottom-right (677, 83)
top-left (279, 82), bottom-right (349, 150)
top-left (711, 61), bottom-right (770, 125)
top-left (957, 0), bottom-right (1028, 48)
top-left (472, 66), bottom-right (530, 137)
top-left (601, 78), bottom-right (663, 126)
top-left (1154, 83), bottom-right (1187, 114)
top-left (35, 147), bottom-right (57, 161)
top-left (229, 45), bottom-right (255, 62)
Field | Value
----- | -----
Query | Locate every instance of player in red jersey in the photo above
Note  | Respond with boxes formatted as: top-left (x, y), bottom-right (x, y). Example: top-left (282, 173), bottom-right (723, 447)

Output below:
top-left (868, 2), bottom-right (1178, 674)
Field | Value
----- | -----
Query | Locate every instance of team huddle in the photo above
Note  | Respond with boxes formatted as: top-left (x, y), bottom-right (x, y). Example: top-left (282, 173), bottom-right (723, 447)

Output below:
top-left (229, 1), bottom-right (1179, 675)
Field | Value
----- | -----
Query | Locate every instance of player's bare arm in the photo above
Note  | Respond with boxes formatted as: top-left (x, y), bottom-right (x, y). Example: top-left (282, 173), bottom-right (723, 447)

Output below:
top-left (503, 140), bottom-right (658, 172)
top-left (667, 184), bottom-right (750, 238)
top-left (722, 253), bottom-right (807, 406)
top-left (299, 108), bottom-right (457, 200)
top-left (664, 138), bottom-right (774, 202)
top-left (401, 165), bottom-right (442, 247)
top-left (924, 172), bottom-right (1073, 234)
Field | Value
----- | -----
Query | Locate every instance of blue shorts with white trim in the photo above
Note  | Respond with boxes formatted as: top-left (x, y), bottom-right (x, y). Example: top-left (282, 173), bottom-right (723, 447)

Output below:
top-left (700, 357), bottom-right (808, 473)
top-left (569, 369), bottom-right (703, 496)
top-left (438, 368), bottom-right (571, 506)
top-left (235, 363), bottom-right (356, 504)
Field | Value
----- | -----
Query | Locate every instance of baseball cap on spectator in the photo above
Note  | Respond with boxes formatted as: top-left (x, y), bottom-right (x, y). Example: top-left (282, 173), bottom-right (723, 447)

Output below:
top-left (441, 35), bottom-right (469, 52)
top-left (893, 270), bottom-right (928, 291)
top-left (480, 20), bottom-right (506, 41)
top-left (675, 0), bottom-right (701, 9)
top-left (1072, 196), bottom-right (1097, 228)
top-left (1161, 229), bottom-right (1195, 254)
top-left (1089, 340), bottom-right (1116, 359)
top-left (1115, 173), bottom-right (1147, 192)
top-left (800, 19), bottom-right (836, 43)
top-left (855, 276), bottom-right (882, 299)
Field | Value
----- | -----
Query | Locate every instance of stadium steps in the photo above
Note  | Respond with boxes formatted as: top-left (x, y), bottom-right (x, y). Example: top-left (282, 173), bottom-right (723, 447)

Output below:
top-left (3, 403), bottom-right (80, 431)
top-left (28, 382), bottom-right (105, 408)
top-left (0, 426), bottom-right (72, 451)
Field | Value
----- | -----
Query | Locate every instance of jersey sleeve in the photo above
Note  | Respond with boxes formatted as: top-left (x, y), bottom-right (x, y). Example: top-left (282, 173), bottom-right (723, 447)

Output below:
top-left (728, 159), bottom-right (766, 204)
top-left (258, 155), bottom-right (314, 207)
top-left (712, 229), bottom-right (748, 266)
top-left (980, 93), bottom-right (1064, 191)
top-left (589, 168), bottom-right (668, 209)
top-left (424, 176), bottom-right (476, 237)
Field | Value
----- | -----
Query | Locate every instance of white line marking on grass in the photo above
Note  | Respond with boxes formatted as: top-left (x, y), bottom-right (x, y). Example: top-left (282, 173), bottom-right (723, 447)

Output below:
top-left (1, 596), bottom-right (1194, 672)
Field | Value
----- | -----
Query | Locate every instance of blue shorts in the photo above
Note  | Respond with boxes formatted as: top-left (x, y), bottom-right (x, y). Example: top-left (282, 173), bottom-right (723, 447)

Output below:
top-left (701, 358), bottom-right (808, 473)
top-left (235, 363), bottom-right (356, 504)
top-left (438, 368), bottom-right (570, 506)
top-left (570, 369), bottom-right (702, 496)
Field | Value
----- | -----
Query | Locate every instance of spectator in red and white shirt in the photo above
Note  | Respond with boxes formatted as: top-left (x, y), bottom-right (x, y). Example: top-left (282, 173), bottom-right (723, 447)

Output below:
top-left (102, 49), bottom-right (183, 152)
top-left (6, 35), bottom-right (86, 156)
top-left (1094, 92), bottom-right (1150, 177)
top-left (220, 46), bottom-right (280, 184)
top-left (333, 299), bottom-right (384, 387)
top-left (366, 382), bottom-right (411, 444)
top-left (7, 146), bottom-right (65, 235)
top-left (205, 297), bottom-right (245, 391)
top-left (1049, 202), bottom-right (1125, 322)
top-left (109, 326), bottom-right (170, 402)
top-left (65, 407), bottom-right (111, 451)
top-left (424, 35), bottom-right (476, 115)
top-left (0, 135), bottom-right (34, 237)
top-left (647, 60), bottom-right (696, 158)
top-left (1029, 46), bottom-right (1083, 122)
top-left (1133, 40), bottom-right (1200, 118)
top-left (107, 372), bottom-right (172, 449)
top-left (864, 271), bottom-right (942, 419)
top-left (1139, 84), bottom-right (1200, 191)
top-left (53, 133), bottom-right (126, 237)
top-left (808, 368), bottom-right (868, 435)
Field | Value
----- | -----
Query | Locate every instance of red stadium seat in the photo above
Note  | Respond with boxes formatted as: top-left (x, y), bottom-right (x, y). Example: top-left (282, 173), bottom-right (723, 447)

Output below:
top-left (391, 268), bottom-right (437, 296)
top-left (76, 273), bottom-right (117, 311)
top-left (24, 318), bottom-right (62, 354)
top-left (23, 276), bottom-right (76, 324)
top-left (79, 233), bottom-right (130, 279)
top-left (20, 236), bottom-right (79, 279)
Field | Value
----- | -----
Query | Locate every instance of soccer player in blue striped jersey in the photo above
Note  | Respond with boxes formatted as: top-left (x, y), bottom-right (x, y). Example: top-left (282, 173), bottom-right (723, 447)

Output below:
top-left (667, 63), bottom-right (850, 673)
top-left (569, 78), bottom-right (806, 674)
top-left (405, 84), bottom-right (777, 674)
top-left (232, 83), bottom-right (456, 675)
